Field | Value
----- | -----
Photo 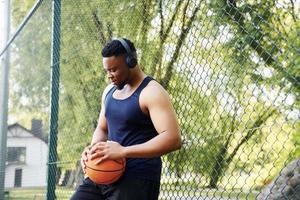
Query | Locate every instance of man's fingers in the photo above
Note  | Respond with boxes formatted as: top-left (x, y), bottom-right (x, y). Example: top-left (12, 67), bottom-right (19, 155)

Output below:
top-left (89, 142), bottom-right (106, 153)
top-left (90, 150), bottom-right (105, 160)
top-left (80, 158), bottom-right (86, 174)
top-left (82, 150), bottom-right (89, 161)
top-left (95, 155), bottom-right (108, 165)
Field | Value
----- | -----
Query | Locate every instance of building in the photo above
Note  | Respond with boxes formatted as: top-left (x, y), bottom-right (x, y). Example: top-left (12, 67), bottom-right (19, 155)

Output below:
top-left (5, 119), bottom-right (48, 188)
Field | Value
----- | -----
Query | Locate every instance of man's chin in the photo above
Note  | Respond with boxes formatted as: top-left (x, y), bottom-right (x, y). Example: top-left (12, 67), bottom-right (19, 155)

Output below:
top-left (116, 82), bottom-right (126, 90)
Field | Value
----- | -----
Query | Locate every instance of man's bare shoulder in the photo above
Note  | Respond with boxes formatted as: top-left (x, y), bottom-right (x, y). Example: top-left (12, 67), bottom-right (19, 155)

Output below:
top-left (145, 80), bottom-right (165, 92)
top-left (101, 84), bottom-right (114, 103)
top-left (103, 84), bottom-right (114, 95)
top-left (141, 80), bottom-right (171, 102)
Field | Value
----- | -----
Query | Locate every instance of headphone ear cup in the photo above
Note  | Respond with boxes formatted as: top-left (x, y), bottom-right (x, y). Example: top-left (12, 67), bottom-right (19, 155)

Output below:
top-left (126, 55), bottom-right (137, 68)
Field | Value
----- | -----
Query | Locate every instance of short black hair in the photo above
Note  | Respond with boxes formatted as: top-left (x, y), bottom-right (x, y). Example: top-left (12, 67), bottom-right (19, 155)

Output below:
top-left (101, 38), bottom-right (137, 57)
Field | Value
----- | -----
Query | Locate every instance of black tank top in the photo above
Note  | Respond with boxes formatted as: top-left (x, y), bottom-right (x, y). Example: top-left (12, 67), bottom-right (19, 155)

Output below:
top-left (105, 76), bottom-right (162, 181)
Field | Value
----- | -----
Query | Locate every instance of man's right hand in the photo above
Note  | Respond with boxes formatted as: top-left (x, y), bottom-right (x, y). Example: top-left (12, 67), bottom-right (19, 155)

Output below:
top-left (80, 144), bottom-right (93, 174)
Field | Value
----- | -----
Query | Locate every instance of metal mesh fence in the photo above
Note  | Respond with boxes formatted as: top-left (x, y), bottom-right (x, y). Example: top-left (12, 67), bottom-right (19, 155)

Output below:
top-left (1, 0), bottom-right (299, 199)
top-left (2, 0), bottom-right (51, 199)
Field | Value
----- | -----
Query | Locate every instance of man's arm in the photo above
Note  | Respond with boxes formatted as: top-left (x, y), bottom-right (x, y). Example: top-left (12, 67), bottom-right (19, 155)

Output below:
top-left (91, 104), bottom-right (108, 144)
top-left (90, 84), bottom-right (113, 144)
top-left (81, 84), bottom-right (112, 170)
top-left (123, 81), bottom-right (182, 157)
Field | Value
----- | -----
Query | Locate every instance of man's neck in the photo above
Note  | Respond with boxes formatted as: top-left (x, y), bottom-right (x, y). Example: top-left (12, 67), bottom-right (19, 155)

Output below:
top-left (127, 67), bottom-right (145, 87)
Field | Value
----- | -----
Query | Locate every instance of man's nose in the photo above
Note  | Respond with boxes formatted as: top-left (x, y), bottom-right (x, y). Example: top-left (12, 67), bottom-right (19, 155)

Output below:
top-left (107, 72), bottom-right (113, 78)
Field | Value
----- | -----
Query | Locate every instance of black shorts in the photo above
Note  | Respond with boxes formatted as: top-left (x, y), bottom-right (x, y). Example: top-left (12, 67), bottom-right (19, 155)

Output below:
top-left (70, 176), bottom-right (160, 200)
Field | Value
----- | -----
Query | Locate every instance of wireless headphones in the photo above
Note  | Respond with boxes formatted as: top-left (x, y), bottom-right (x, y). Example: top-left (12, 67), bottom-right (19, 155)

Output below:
top-left (115, 38), bottom-right (137, 68)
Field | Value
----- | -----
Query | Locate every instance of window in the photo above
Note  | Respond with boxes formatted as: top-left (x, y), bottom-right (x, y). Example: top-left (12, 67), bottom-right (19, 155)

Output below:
top-left (6, 147), bottom-right (26, 164)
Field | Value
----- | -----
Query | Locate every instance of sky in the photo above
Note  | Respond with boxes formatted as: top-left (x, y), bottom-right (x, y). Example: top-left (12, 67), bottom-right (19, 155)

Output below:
top-left (0, 0), bottom-right (7, 51)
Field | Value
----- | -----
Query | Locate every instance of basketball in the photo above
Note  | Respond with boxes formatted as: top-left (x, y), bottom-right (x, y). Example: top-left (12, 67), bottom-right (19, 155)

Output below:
top-left (85, 157), bottom-right (126, 185)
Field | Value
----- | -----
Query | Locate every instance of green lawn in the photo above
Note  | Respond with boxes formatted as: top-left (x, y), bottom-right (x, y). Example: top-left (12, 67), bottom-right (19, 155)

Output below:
top-left (6, 187), bottom-right (73, 200)
top-left (6, 186), bottom-right (258, 200)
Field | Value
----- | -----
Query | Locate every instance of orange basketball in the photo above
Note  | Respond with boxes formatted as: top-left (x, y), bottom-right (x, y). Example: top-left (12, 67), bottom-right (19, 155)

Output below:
top-left (85, 158), bottom-right (126, 185)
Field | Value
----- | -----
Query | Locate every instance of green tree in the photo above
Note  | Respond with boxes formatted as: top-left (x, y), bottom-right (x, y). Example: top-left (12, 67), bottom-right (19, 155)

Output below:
top-left (9, 0), bottom-right (299, 191)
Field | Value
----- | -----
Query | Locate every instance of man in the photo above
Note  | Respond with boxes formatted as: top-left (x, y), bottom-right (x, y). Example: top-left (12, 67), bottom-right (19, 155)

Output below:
top-left (71, 38), bottom-right (182, 200)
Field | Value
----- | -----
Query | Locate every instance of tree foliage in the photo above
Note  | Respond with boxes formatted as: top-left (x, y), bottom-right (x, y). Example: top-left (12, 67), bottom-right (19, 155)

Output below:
top-left (9, 0), bottom-right (299, 189)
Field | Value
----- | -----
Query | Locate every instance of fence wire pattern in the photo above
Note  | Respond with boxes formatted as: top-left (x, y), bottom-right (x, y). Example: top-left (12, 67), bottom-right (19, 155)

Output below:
top-left (2, 0), bottom-right (300, 199)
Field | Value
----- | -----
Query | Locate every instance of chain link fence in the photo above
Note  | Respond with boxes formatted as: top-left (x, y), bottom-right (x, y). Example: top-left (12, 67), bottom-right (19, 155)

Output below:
top-left (2, 0), bottom-right (299, 199)
top-left (2, 0), bottom-right (52, 199)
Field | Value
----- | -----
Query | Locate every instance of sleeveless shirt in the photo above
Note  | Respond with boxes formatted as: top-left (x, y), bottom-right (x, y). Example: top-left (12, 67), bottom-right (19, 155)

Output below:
top-left (105, 76), bottom-right (162, 181)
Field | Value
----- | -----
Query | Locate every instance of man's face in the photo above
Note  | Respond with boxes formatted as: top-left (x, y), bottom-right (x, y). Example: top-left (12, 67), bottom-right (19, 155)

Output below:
top-left (103, 55), bottom-right (129, 88)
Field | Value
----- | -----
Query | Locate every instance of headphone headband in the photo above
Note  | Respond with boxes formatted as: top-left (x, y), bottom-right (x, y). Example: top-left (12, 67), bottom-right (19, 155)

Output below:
top-left (115, 38), bottom-right (137, 68)
top-left (116, 38), bottom-right (137, 59)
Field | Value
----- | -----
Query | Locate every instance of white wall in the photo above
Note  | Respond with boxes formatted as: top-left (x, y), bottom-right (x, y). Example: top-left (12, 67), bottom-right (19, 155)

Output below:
top-left (5, 135), bottom-right (48, 188)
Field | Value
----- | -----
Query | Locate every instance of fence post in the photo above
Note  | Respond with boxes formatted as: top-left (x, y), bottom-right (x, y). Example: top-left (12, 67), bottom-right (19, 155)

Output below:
top-left (0, 0), bottom-right (10, 199)
top-left (47, 0), bottom-right (61, 199)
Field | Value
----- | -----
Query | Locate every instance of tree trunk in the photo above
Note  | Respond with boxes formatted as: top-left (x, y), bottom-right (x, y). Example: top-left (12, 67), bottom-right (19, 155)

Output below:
top-left (208, 145), bottom-right (228, 188)
top-left (161, 4), bottom-right (200, 89)
top-left (207, 110), bottom-right (275, 188)
top-left (66, 161), bottom-right (84, 188)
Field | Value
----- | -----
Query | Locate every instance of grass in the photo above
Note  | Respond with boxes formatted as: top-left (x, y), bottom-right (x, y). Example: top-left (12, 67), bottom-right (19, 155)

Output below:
top-left (6, 185), bottom-right (258, 200)
top-left (160, 181), bottom-right (259, 200)
top-left (6, 187), bottom-right (73, 200)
